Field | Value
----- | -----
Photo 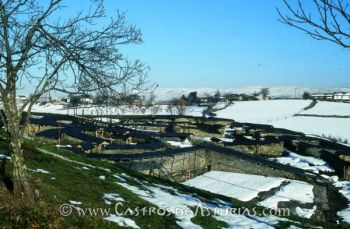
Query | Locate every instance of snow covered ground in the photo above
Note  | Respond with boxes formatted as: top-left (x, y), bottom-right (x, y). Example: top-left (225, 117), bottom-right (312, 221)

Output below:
top-left (215, 100), bottom-right (310, 124)
top-left (215, 100), bottom-right (350, 142)
top-left (0, 154), bottom-right (11, 160)
top-left (104, 215), bottom-right (139, 229)
top-left (183, 171), bottom-right (285, 202)
top-left (301, 101), bottom-right (350, 116)
top-left (271, 116), bottom-right (350, 142)
top-left (29, 168), bottom-right (51, 174)
top-left (167, 139), bottom-right (193, 148)
top-left (183, 171), bottom-right (316, 219)
top-left (116, 173), bottom-right (294, 228)
top-left (270, 150), bottom-right (334, 174)
top-left (259, 181), bottom-right (314, 209)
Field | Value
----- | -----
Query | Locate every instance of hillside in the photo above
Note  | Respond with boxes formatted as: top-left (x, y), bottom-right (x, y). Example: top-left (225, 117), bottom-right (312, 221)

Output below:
top-left (153, 87), bottom-right (350, 101)
top-left (0, 133), bottom-right (343, 228)
top-left (215, 100), bottom-right (350, 143)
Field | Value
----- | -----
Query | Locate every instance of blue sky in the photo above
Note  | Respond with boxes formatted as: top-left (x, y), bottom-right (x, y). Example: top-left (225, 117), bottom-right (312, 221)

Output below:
top-left (67, 0), bottom-right (350, 89)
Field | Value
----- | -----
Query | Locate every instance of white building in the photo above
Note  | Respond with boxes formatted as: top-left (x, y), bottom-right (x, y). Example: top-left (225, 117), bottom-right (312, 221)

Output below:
top-left (16, 95), bottom-right (27, 102)
top-left (334, 92), bottom-right (350, 101)
top-left (81, 97), bottom-right (94, 104)
top-left (310, 92), bottom-right (350, 102)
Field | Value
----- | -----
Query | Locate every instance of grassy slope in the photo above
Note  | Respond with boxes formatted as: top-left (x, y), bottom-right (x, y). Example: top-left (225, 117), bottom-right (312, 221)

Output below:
top-left (0, 134), bottom-right (347, 228)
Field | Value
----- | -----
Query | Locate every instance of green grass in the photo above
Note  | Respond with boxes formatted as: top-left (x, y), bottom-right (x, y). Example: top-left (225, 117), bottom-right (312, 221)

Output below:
top-left (189, 207), bottom-right (228, 229)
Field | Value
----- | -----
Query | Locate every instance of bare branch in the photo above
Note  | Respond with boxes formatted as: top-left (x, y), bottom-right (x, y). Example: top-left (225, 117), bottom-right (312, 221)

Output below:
top-left (277, 0), bottom-right (350, 48)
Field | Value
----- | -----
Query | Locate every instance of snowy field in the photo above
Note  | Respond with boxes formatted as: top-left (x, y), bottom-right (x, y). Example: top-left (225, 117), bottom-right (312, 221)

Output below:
top-left (215, 100), bottom-right (350, 142)
top-left (270, 150), bottom-right (334, 174)
top-left (183, 171), bottom-right (316, 219)
top-left (301, 101), bottom-right (350, 116)
top-left (271, 116), bottom-right (350, 142)
top-left (183, 171), bottom-right (285, 201)
top-left (215, 100), bottom-right (310, 123)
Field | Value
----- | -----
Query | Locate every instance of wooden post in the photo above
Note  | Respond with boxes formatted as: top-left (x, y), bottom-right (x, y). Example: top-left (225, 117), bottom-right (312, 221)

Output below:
top-left (170, 155), bottom-right (175, 173)
top-left (182, 153), bottom-right (186, 180)
top-left (344, 166), bottom-right (346, 179)
top-left (193, 151), bottom-right (197, 176)
top-left (188, 152), bottom-right (191, 180)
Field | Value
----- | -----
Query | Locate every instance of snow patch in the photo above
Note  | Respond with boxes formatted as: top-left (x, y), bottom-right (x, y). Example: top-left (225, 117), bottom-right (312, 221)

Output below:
top-left (0, 154), bottom-right (11, 160)
top-left (56, 144), bottom-right (72, 148)
top-left (30, 168), bottom-right (50, 174)
top-left (260, 181), bottom-right (314, 209)
top-left (295, 206), bottom-right (317, 219)
top-left (103, 193), bottom-right (124, 205)
top-left (69, 200), bottom-right (82, 205)
top-left (167, 139), bottom-right (192, 148)
top-left (271, 150), bottom-right (334, 174)
top-left (183, 171), bottom-right (285, 201)
top-left (333, 178), bottom-right (350, 224)
top-left (104, 215), bottom-right (139, 228)
top-left (113, 174), bottom-right (126, 182)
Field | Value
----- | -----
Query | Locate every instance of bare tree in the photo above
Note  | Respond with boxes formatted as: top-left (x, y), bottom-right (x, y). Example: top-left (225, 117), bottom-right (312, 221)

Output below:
top-left (278, 0), bottom-right (350, 48)
top-left (145, 91), bottom-right (156, 108)
top-left (169, 98), bottom-right (187, 115)
top-left (166, 103), bottom-right (174, 115)
top-left (0, 0), bottom-right (148, 203)
top-left (150, 105), bottom-right (162, 115)
top-left (260, 88), bottom-right (270, 100)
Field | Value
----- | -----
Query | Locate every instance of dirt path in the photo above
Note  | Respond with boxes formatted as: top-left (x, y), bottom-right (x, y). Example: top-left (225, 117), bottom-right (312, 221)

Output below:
top-left (36, 147), bottom-right (111, 173)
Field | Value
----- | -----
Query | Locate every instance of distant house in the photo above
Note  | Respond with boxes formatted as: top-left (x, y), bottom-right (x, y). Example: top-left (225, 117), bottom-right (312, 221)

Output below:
top-left (17, 95), bottom-right (27, 102)
top-left (60, 97), bottom-right (70, 103)
top-left (310, 93), bottom-right (333, 101)
top-left (310, 92), bottom-right (350, 102)
top-left (225, 94), bottom-right (243, 101)
top-left (334, 92), bottom-right (350, 101)
top-left (253, 92), bottom-right (270, 101)
top-left (198, 97), bottom-right (209, 106)
top-left (197, 96), bottom-right (227, 106)
top-left (37, 96), bottom-right (51, 103)
top-left (81, 97), bottom-right (94, 104)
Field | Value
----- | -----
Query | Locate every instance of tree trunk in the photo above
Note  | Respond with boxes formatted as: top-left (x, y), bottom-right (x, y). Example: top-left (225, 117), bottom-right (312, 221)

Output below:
top-left (11, 138), bottom-right (34, 205)
top-left (2, 97), bottom-right (35, 205)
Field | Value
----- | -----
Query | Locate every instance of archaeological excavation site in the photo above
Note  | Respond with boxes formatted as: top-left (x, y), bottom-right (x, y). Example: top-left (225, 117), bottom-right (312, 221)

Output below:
top-left (21, 112), bottom-right (350, 224)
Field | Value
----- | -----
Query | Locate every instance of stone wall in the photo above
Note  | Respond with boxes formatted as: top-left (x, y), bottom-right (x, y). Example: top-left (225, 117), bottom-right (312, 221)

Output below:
top-left (208, 150), bottom-right (298, 179)
top-left (117, 149), bottom-right (208, 182)
top-left (121, 147), bottom-right (293, 181)
top-left (229, 142), bottom-right (284, 156)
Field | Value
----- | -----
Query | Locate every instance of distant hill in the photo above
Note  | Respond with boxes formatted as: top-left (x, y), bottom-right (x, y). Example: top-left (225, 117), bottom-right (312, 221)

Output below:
top-left (154, 86), bottom-right (350, 101)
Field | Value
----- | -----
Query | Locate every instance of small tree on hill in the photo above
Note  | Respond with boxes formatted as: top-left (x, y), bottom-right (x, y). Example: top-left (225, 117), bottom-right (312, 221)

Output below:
top-left (303, 92), bottom-right (311, 100)
top-left (260, 88), bottom-right (270, 100)
top-left (214, 89), bottom-right (221, 99)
